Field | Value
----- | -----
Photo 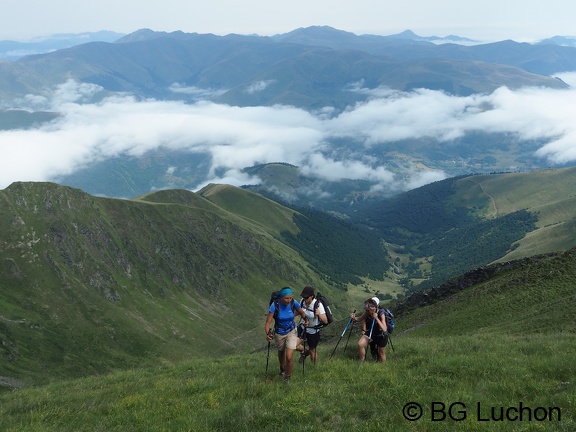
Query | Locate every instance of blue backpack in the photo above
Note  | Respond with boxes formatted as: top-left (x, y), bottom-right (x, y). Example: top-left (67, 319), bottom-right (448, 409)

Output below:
top-left (381, 308), bottom-right (395, 334)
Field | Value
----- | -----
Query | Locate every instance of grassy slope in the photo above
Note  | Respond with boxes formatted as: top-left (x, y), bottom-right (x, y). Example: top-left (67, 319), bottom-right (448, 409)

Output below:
top-left (197, 183), bottom-right (299, 238)
top-left (0, 182), bottom-right (341, 385)
top-left (1, 248), bottom-right (574, 431)
top-left (3, 166), bottom-right (575, 387)
top-left (452, 167), bottom-right (576, 261)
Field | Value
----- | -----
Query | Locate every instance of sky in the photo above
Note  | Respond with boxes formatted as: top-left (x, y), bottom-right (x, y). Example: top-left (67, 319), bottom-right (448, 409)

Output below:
top-left (2, 0), bottom-right (576, 43)
top-left (2, 1), bottom-right (576, 195)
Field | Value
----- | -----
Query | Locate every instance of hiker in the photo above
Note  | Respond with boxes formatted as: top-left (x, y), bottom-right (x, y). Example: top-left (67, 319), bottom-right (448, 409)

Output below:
top-left (265, 287), bottom-right (309, 382)
top-left (350, 297), bottom-right (388, 362)
top-left (296, 285), bottom-right (328, 365)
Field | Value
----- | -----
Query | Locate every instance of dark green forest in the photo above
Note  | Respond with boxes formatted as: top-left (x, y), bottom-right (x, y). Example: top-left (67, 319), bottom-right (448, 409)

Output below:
top-left (414, 209), bottom-right (538, 291)
top-left (281, 209), bottom-right (389, 287)
top-left (351, 175), bottom-right (538, 291)
top-left (355, 175), bottom-right (470, 239)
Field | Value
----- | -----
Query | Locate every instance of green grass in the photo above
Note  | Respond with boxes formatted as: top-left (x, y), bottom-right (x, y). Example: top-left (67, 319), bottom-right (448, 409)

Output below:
top-left (198, 183), bottom-right (299, 238)
top-left (0, 182), bottom-right (336, 383)
top-left (1, 181), bottom-right (576, 431)
top-left (0, 333), bottom-right (573, 431)
top-left (454, 167), bottom-right (576, 260)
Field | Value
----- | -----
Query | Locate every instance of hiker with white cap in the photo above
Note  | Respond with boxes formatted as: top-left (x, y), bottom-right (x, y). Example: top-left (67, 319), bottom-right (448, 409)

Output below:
top-left (350, 297), bottom-right (389, 362)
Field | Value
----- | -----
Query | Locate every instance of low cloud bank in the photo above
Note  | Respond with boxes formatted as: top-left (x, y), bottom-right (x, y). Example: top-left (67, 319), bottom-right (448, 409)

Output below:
top-left (2, 78), bottom-right (576, 193)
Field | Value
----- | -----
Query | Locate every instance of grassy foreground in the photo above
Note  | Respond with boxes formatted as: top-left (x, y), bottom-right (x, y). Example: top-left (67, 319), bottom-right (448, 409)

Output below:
top-left (1, 332), bottom-right (573, 431)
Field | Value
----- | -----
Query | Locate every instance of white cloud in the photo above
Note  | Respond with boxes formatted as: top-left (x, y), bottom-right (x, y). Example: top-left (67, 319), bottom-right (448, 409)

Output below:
top-left (168, 84), bottom-right (227, 99)
top-left (2, 79), bottom-right (576, 196)
top-left (405, 170), bottom-right (448, 190)
top-left (301, 153), bottom-right (395, 183)
top-left (244, 80), bottom-right (276, 94)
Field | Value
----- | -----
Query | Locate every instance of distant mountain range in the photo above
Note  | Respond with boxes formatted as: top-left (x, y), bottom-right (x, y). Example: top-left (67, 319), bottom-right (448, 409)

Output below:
top-left (1, 25), bottom-right (573, 106)
top-left (2, 26), bottom-right (576, 204)
top-left (0, 30), bottom-right (124, 60)
top-left (3, 27), bottom-right (576, 62)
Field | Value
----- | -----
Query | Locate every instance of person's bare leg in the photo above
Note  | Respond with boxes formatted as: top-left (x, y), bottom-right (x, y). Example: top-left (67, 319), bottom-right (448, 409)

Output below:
top-left (358, 336), bottom-right (369, 361)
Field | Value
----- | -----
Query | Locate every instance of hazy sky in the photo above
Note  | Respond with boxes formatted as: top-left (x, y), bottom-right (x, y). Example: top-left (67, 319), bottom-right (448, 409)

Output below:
top-left (2, 0), bottom-right (576, 42)
top-left (2, 1), bottom-right (576, 195)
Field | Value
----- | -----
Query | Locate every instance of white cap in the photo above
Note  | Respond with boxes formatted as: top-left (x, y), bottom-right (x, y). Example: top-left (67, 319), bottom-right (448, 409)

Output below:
top-left (371, 296), bottom-right (380, 305)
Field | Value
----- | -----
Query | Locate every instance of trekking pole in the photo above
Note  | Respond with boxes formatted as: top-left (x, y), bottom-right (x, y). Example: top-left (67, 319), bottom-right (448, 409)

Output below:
top-left (343, 319), bottom-right (355, 353)
top-left (302, 333), bottom-right (306, 377)
top-left (329, 310), bottom-right (356, 360)
top-left (368, 317), bottom-right (376, 340)
top-left (388, 334), bottom-right (395, 353)
top-left (265, 340), bottom-right (271, 380)
top-left (265, 330), bottom-right (274, 380)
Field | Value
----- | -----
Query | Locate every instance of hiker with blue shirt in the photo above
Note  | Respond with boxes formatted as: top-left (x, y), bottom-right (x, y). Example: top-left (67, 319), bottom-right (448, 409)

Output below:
top-left (265, 287), bottom-right (309, 382)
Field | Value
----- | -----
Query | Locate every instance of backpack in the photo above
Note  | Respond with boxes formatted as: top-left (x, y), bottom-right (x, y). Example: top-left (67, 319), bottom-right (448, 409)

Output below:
top-left (380, 307), bottom-right (395, 334)
top-left (313, 292), bottom-right (333, 328)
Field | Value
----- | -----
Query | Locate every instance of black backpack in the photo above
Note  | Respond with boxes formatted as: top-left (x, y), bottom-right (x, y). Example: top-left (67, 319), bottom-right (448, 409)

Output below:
top-left (313, 292), bottom-right (333, 328)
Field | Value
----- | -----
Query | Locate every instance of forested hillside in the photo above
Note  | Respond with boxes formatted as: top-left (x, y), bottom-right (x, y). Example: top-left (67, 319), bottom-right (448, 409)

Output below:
top-left (281, 208), bottom-right (389, 287)
top-left (354, 169), bottom-right (576, 291)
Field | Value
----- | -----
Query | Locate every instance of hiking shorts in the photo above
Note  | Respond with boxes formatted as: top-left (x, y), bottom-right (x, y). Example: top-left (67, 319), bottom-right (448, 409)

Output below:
top-left (298, 330), bottom-right (321, 349)
top-left (275, 328), bottom-right (298, 351)
top-left (365, 331), bottom-right (388, 348)
top-left (373, 333), bottom-right (388, 348)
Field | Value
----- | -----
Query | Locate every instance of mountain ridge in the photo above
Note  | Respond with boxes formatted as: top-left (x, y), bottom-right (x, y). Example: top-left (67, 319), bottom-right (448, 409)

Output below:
top-left (2, 165), bottom-right (576, 386)
top-left (1, 26), bottom-right (570, 107)
top-left (0, 181), bottom-right (342, 383)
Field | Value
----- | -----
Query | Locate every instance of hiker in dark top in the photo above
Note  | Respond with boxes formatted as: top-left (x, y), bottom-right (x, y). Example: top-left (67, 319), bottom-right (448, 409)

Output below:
top-left (296, 285), bottom-right (328, 365)
top-left (350, 297), bottom-right (388, 362)
top-left (265, 287), bottom-right (309, 382)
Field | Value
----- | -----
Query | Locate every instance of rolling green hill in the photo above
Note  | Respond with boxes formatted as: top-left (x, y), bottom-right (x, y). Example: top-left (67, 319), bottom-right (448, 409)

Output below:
top-left (452, 168), bottom-right (576, 261)
top-left (355, 166), bottom-right (576, 291)
top-left (2, 169), bottom-right (575, 393)
top-left (1, 243), bottom-right (573, 431)
top-left (197, 183), bottom-right (299, 239)
top-left (0, 181), bottom-right (393, 387)
top-left (0, 182), bottom-right (345, 385)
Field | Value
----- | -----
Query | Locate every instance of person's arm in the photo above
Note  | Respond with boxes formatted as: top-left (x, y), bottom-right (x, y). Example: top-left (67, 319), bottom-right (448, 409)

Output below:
top-left (351, 310), bottom-right (368, 323)
top-left (315, 303), bottom-right (328, 325)
top-left (372, 310), bottom-right (387, 333)
top-left (264, 312), bottom-right (274, 341)
top-left (296, 307), bottom-right (309, 327)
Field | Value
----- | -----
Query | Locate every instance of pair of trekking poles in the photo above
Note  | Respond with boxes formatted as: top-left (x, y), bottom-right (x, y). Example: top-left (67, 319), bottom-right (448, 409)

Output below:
top-left (265, 323), bottom-right (308, 380)
top-left (264, 311), bottom-right (356, 378)
top-left (329, 309), bottom-right (394, 360)
top-left (266, 312), bottom-right (395, 379)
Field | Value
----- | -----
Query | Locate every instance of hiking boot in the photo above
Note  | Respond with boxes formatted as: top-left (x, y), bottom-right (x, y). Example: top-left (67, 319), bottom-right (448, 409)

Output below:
top-left (283, 375), bottom-right (291, 383)
top-left (279, 368), bottom-right (285, 377)
top-left (298, 349), bottom-right (310, 364)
